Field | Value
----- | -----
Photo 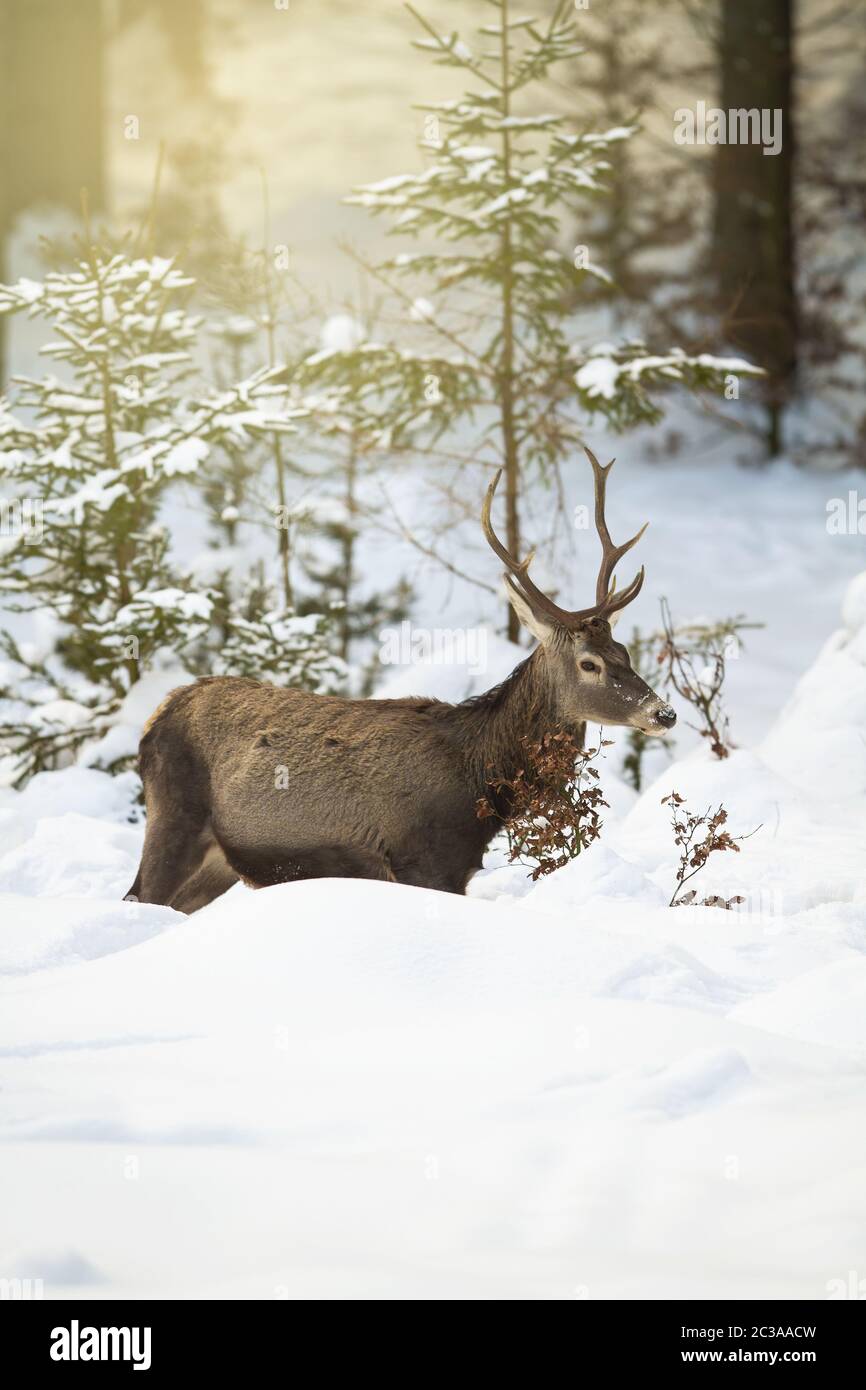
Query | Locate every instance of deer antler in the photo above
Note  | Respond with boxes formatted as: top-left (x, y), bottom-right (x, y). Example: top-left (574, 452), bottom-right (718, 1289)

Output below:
top-left (481, 470), bottom-right (575, 628)
top-left (578, 446), bottom-right (648, 618)
top-left (481, 447), bottom-right (648, 628)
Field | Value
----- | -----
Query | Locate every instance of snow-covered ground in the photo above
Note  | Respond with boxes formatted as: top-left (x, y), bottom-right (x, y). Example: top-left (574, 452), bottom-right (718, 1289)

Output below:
top-left (1, 533), bottom-right (865, 1297)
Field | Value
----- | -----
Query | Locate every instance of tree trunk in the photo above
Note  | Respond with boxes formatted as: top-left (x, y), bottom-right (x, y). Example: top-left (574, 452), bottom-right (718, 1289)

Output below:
top-left (712, 0), bottom-right (796, 457)
top-left (499, 0), bottom-right (521, 645)
top-left (0, 0), bottom-right (104, 386)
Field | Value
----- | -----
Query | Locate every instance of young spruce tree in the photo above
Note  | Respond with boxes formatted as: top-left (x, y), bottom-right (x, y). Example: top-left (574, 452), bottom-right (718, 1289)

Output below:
top-left (305, 0), bottom-right (758, 640)
top-left (0, 244), bottom-right (337, 781)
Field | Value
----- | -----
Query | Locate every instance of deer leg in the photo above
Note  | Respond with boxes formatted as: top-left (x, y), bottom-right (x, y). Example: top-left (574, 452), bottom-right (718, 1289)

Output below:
top-left (126, 808), bottom-right (214, 909)
top-left (127, 719), bottom-right (226, 910)
top-left (167, 835), bottom-right (239, 914)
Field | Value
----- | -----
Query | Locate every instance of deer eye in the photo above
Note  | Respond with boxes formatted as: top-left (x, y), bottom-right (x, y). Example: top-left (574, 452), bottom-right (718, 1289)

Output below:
top-left (580, 660), bottom-right (600, 674)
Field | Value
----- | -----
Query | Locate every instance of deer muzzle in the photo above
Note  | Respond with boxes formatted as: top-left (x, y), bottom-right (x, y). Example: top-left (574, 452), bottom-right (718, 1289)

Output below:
top-left (652, 703), bottom-right (677, 730)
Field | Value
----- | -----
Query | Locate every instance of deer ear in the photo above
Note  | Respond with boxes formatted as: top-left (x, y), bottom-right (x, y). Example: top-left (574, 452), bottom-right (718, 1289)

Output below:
top-left (504, 576), bottom-right (556, 644)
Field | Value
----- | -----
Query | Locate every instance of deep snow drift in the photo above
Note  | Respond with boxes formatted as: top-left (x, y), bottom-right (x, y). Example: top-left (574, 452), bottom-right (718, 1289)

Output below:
top-left (1, 566), bottom-right (865, 1298)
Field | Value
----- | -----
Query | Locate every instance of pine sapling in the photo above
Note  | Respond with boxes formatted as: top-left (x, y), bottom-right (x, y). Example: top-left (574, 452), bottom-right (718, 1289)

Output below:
top-left (0, 235), bottom-right (313, 781)
top-left (307, 0), bottom-right (760, 644)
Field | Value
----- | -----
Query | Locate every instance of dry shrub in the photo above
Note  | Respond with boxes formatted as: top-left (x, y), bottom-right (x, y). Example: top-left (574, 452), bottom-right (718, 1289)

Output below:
top-left (477, 732), bottom-right (611, 880)
top-left (662, 790), bottom-right (760, 908)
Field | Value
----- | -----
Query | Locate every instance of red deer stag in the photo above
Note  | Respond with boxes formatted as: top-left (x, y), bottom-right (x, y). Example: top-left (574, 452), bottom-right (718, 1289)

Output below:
top-left (126, 448), bottom-right (675, 911)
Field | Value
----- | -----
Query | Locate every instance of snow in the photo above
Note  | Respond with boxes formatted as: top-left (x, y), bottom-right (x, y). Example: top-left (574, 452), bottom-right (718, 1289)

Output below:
top-left (376, 630), bottom-right (517, 700)
top-left (415, 36), bottom-right (474, 63)
top-left (409, 298), bottom-right (435, 322)
top-left (760, 570), bottom-right (866, 801)
top-left (476, 187), bottom-right (534, 219)
top-left (0, 276), bottom-right (44, 306)
top-left (118, 588), bottom-right (214, 623)
top-left (161, 436), bottom-right (209, 477)
top-left (76, 669), bottom-right (188, 772)
top-left (25, 699), bottom-right (93, 731)
top-left (576, 350), bottom-right (757, 400)
top-left (452, 145), bottom-right (496, 162)
top-left (0, 814), bottom-right (143, 901)
top-left (46, 470), bottom-right (129, 516)
top-left (575, 356), bottom-right (620, 400)
top-left (0, 576), bottom-right (865, 1298)
top-left (842, 571), bottom-right (866, 630)
top-left (320, 314), bottom-right (364, 353)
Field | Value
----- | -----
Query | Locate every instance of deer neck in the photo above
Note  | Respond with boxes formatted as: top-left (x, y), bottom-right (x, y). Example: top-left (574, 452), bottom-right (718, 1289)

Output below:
top-left (453, 646), bottom-right (576, 800)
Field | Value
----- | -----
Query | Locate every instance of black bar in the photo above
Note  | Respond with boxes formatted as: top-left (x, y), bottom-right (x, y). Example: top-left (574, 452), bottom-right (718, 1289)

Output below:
top-left (4, 1298), bottom-right (863, 1373)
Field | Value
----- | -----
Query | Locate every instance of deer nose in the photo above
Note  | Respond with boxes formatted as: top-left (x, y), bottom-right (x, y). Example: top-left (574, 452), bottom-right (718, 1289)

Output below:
top-left (656, 704), bottom-right (677, 728)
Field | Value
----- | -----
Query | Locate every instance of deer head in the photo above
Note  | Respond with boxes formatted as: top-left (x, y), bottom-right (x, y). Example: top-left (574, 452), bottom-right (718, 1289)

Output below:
top-left (482, 448), bottom-right (676, 737)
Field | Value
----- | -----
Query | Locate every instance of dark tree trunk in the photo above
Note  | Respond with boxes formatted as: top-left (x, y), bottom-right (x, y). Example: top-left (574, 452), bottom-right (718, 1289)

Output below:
top-left (712, 0), bottom-right (796, 456)
top-left (0, 0), bottom-right (104, 385)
